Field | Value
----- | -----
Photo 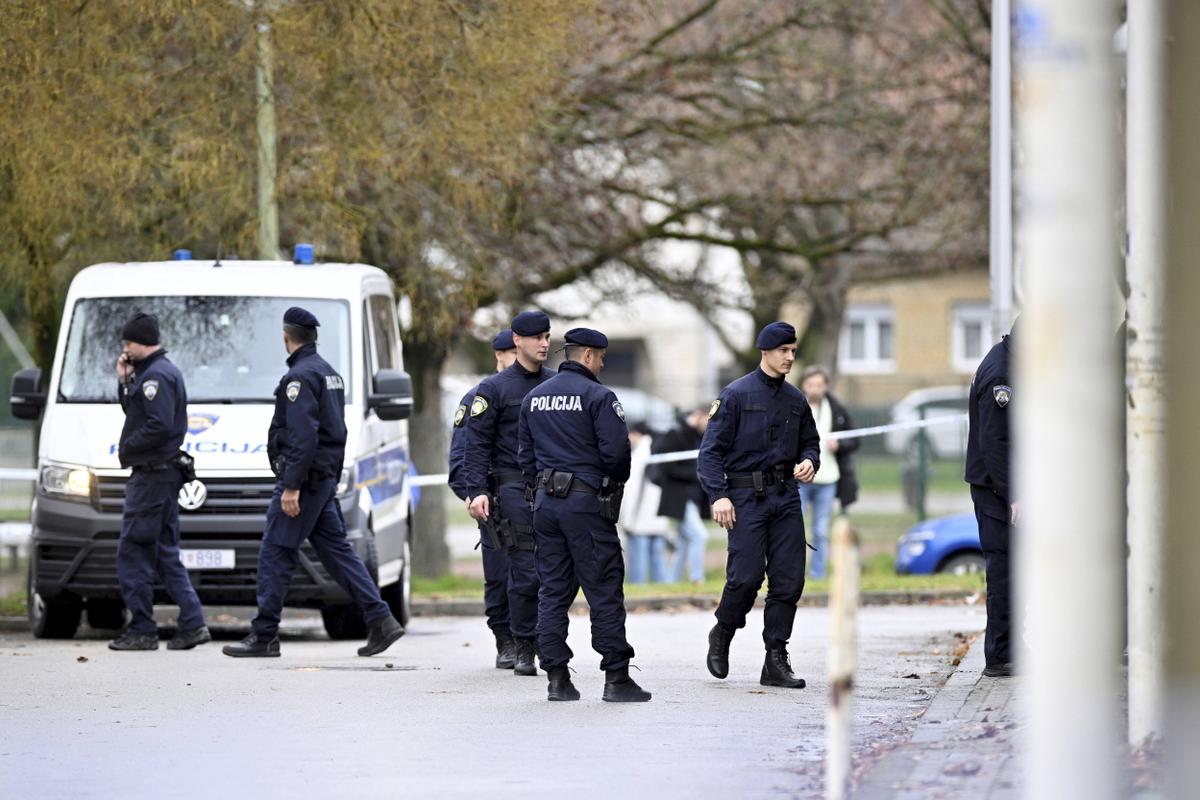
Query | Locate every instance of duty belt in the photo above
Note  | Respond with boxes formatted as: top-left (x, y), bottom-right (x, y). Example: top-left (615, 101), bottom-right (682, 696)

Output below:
top-left (536, 469), bottom-right (598, 496)
top-left (490, 468), bottom-right (526, 488)
top-left (726, 465), bottom-right (795, 495)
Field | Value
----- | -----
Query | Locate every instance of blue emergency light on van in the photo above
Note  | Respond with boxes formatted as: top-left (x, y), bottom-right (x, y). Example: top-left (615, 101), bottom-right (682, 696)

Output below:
top-left (173, 249), bottom-right (192, 261)
top-left (294, 243), bottom-right (315, 265)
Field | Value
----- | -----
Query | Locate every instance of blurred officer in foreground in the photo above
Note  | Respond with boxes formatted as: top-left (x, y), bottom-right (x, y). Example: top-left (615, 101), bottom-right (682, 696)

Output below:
top-left (462, 311), bottom-right (555, 677)
top-left (448, 329), bottom-right (519, 669)
top-left (698, 322), bottom-right (820, 688)
top-left (110, 312), bottom-right (210, 651)
top-left (518, 327), bottom-right (650, 702)
top-left (965, 321), bottom-right (1016, 678)
top-left (223, 307), bottom-right (404, 658)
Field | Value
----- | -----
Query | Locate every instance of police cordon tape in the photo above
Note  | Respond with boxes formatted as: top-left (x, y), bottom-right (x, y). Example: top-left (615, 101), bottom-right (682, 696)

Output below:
top-left (0, 413), bottom-right (969, 489)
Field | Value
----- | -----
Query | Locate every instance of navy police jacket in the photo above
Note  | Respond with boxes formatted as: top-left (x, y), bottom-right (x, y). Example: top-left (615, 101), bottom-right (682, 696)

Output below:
top-left (697, 367), bottom-right (821, 501)
top-left (118, 349), bottom-right (187, 469)
top-left (267, 343), bottom-right (347, 490)
top-left (447, 386), bottom-right (477, 501)
top-left (965, 332), bottom-right (1012, 508)
top-left (462, 361), bottom-right (555, 498)
top-left (517, 360), bottom-right (631, 488)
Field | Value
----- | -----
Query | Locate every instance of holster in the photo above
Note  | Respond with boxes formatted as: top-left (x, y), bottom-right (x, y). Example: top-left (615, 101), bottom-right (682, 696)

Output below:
top-left (752, 471), bottom-right (765, 498)
top-left (271, 454), bottom-right (286, 480)
top-left (550, 470), bottom-right (575, 499)
top-left (597, 477), bottom-right (624, 524)
top-left (173, 451), bottom-right (197, 484)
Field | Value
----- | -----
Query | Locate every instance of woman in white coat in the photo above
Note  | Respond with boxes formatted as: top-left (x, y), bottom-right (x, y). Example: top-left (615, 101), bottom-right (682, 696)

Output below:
top-left (620, 424), bottom-right (672, 584)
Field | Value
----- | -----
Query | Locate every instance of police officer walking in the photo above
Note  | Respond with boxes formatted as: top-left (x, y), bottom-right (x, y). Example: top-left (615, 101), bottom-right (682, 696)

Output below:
top-left (449, 329), bottom-right (519, 669)
top-left (223, 308), bottom-right (404, 658)
top-left (110, 312), bottom-right (210, 651)
top-left (699, 322), bottom-right (820, 688)
top-left (518, 328), bottom-right (650, 702)
top-left (462, 311), bottom-right (555, 677)
top-left (965, 321), bottom-right (1016, 678)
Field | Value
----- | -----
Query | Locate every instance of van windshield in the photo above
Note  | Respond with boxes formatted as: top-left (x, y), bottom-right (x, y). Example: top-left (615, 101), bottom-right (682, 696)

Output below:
top-left (58, 297), bottom-right (352, 404)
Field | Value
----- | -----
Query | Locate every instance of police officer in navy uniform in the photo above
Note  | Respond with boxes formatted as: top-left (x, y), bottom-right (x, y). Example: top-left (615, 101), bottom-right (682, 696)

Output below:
top-left (448, 329), bottom-right (519, 669)
top-left (462, 311), bottom-right (555, 677)
top-left (223, 307), bottom-right (404, 658)
top-left (110, 312), bottom-right (210, 651)
top-left (699, 322), bottom-right (821, 688)
top-left (518, 328), bottom-right (651, 702)
top-left (965, 321), bottom-right (1016, 678)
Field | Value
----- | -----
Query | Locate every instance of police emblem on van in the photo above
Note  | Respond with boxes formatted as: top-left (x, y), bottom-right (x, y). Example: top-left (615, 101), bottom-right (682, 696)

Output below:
top-left (142, 380), bottom-right (159, 400)
top-left (286, 380), bottom-right (302, 402)
top-left (187, 413), bottom-right (219, 435)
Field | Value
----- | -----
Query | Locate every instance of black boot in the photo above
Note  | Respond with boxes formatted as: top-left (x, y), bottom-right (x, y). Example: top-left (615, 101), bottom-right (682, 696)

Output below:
top-left (546, 666), bottom-right (581, 701)
top-left (982, 661), bottom-right (1014, 678)
top-left (494, 629), bottom-right (517, 669)
top-left (167, 626), bottom-right (212, 651)
top-left (222, 633), bottom-right (280, 658)
top-left (603, 665), bottom-right (652, 702)
top-left (108, 631), bottom-right (159, 651)
top-left (358, 615), bottom-right (405, 657)
top-left (513, 637), bottom-right (538, 676)
top-left (760, 649), bottom-right (806, 689)
top-left (707, 624), bottom-right (734, 679)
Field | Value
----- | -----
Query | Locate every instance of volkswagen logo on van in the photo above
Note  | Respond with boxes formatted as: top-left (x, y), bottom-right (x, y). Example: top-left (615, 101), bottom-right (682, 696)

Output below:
top-left (178, 480), bottom-right (208, 511)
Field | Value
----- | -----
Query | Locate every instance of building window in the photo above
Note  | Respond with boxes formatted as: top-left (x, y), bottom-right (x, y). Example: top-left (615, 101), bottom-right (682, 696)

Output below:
top-left (839, 305), bottom-right (896, 374)
top-left (952, 303), bottom-right (993, 372)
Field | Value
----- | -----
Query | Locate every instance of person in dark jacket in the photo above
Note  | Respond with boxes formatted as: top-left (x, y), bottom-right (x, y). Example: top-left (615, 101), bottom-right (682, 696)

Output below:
top-left (109, 312), bottom-right (210, 651)
top-left (797, 366), bottom-right (859, 578)
top-left (965, 322), bottom-right (1016, 678)
top-left (651, 406), bottom-right (711, 584)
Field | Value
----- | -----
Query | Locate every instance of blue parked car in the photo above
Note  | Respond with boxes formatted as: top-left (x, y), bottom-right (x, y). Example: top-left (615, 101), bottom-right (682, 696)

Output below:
top-left (895, 513), bottom-right (985, 575)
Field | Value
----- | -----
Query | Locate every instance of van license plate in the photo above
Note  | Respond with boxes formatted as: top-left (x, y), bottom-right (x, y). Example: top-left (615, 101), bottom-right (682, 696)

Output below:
top-left (180, 549), bottom-right (236, 570)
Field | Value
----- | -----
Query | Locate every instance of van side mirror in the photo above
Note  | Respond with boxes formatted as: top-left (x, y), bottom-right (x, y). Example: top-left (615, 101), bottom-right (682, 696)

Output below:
top-left (11, 367), bottom-right (45, 421)
top-left (369, 369), bottom-right (413, 421)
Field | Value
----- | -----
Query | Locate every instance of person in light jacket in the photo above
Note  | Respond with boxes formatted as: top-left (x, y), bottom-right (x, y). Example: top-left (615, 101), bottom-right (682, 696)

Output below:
top-left (620, 423), bottom-right (671, 583)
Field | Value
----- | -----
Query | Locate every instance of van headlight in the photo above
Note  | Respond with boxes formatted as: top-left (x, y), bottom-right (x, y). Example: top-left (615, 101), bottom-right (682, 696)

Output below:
top-left (336, 466), bottom-right (356, 499)
top-left (40, 462), bottom-right (94, 502)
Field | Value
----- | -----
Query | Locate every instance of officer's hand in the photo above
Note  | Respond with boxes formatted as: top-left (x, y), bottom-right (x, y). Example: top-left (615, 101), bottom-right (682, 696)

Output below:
top-left (281, 488), bottom-right (301, 518)
top-left (469, 494), bottom-right (490, 521)
top-left (712, 497), bottom-right (736, 530)
top-left (1010, 501), bottom-right (1021, 526)
top-left (115, 355), bottom-right (133, 382)
top-left (795, 459), bottom-right (816, 484)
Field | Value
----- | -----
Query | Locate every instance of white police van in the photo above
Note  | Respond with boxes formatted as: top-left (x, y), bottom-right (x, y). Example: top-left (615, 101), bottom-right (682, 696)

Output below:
top-left (10, 248), bottom-right (415, 639)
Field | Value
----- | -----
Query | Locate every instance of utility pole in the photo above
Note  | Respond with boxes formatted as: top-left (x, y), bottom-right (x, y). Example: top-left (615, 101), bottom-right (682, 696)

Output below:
top-left (1164, 4), bottom-right (1200, 794)
top-left (990, 0), bottom-right (1015, 337)
top-left (1014, 2), bottom-right (1123, 798)
top-left (254, 5), bottom-right (280, 261)
top-left (1125, 0), bottom-right (1167, 748)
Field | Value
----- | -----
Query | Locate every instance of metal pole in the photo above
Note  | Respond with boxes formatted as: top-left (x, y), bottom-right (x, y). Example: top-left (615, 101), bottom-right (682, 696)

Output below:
top-left (1164, 4), bottom-right (1200, 793)
top-left (255, 12), bottom-right (280, 261)
top-left (825, 515), bottom-right (858, 800)
top-left (990, 0), bottom-right (1015, 337)
top-left (1125, 0), bottom-right (1167, 748)
top-left (1014, 2), bottom-right (1122, 799)
top-left (915, 405), bottom-right (928, 522)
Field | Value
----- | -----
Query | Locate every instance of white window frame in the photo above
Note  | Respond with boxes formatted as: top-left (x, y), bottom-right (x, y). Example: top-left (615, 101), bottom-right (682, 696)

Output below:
top-left (838, 304), bottom-right (897, 375)
top-left (951, 303), bottom-right (993, 373)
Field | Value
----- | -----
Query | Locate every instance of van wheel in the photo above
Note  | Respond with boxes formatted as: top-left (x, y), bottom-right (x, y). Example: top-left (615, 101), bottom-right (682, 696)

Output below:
top-left (381, 539), bottom-right (412, 628)
top-left (86, 599), bottom-right (128, 630)
top-left (321, 604), bottom-right (368, 640)
top-left (939, 553), bottom-right (986, 575)
top-left (28, 562), bottom-right (82, 639)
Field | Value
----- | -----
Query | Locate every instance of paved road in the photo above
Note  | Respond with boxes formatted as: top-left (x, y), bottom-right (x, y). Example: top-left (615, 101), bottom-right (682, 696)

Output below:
top-left (0, 605), bottom-right (984, 799)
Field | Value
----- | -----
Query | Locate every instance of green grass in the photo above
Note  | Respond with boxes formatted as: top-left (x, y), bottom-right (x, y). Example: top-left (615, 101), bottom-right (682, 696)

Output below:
top-left (856, 456), bottom-right (966, 494)
top-left (0, 508), bottom-right (30, 522)
top-left (0, 591), bottom-right (26, 616)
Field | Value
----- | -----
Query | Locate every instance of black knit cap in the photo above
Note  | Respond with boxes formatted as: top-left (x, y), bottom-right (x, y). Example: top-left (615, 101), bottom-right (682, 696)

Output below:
top-left (121, 312), bottom-right (160, 346)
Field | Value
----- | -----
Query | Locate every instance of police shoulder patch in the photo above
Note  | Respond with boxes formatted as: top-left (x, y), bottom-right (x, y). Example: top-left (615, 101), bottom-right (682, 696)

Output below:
top-left (453, 404), bottom-right (467, 427)
top-left (286, 380), bottom-right (302, 402)
top-left (142, 380), bottom-right (159, 401)
top-left (470, 395), bottom-right (489, 417)
top-left (993, 384), bottom-right (1012, 408)
top-left (708, 399), bottom-right (721, 419)
top-left (612, 400), bottom-right (625, 421)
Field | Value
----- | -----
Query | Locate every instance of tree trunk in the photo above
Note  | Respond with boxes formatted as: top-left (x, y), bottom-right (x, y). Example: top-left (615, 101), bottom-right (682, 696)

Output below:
top-left (797, 261), bottom-right (850, 380)
top-left (405, 337), bottom-right (451, 578)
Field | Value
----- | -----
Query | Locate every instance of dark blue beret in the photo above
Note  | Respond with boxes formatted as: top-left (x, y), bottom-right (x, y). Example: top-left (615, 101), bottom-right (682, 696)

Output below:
top-left (755, 321), bottom-right (796, 350)
top-left (283, 306), bottom-right (320, 328)
top-left (491, 329), bottom-right (515, 351)
top-left (511, 310), bottom-right (550, 336)
top-left (564, 327), bottom-right (608, 348)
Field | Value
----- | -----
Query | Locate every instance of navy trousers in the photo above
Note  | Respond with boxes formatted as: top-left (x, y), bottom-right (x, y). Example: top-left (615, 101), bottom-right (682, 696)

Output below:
top-left (478, 522), bottom-right (512, 633)
top-left (252, 478), bottom-right (390, 639)
top-left (496, 482), bottom-right (539, 640)
top-left (117, 469), bottom-right (205, 636)
top-left (715, 485), bottom-right (807, 651)
top-left (534, 490), bottom-right (634, 671)
top-left (972, 486), bottom-right (1012, 665)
